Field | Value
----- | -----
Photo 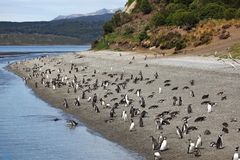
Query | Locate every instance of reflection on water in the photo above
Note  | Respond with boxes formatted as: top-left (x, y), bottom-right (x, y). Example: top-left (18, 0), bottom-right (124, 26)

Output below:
top-left (0, 46), bottom-right (143, 160)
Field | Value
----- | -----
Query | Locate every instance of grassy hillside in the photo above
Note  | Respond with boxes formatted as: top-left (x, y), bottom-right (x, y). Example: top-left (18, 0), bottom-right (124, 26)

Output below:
top-left (0, 14), bottom-right (113, 45)
top-left (93, 0), bottom-right (240, 57)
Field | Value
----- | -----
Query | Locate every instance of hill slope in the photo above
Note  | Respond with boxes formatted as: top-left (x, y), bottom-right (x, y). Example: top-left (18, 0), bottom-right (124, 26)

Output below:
top-left (93, 0), bottom-right (240, 58)
top-left (0, 14), bottom-right (113, 45)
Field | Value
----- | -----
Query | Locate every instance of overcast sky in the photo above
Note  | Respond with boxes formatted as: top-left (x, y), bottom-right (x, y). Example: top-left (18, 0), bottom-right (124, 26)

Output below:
top-left (0, 0), bottom-right (126, 22)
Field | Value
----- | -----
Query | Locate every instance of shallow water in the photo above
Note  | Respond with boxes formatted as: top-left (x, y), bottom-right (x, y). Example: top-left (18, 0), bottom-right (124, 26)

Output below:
top-left (0, 46), bottom-right (143, 160)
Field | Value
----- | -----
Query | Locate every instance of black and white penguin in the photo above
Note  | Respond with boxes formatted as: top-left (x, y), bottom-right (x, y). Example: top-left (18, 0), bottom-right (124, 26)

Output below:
top-left (160, 137), bottom-right (168, 151)
top-left (190, 90), bottom-right (195, 97)
top-left (136, 89), bottom-right (141, 97)
top-left (207, 103), bottom-right (212, 113)
top-left (139, 96), bottom-right (146, 108)
top-left (187, 139), bottom-right (195, 154)
top-left (176, 126), bottom-right (183, 139)
top-left (195, 135), bottom-right (202, 149)
top-left (154, 72), bottom-right (159, 79)
top-left (178, 96), bottom-right (182, 106)
top-left (187, 104), bottom-right (192, 114)
top-left (94, 104), bottom-right (100, 113)
top-left (139, 117), bottom-right (144, 127)
top-left (182, 120), bottom-right (189, 135)
top-left (150, 136), bottom-right (160, 150)
top-left (154, 152), bottom-right (161, 160)
top-left (190, 80), bottom-right (195, 86)
top-left (122, 110), bottom-right (128, 121)
top-left (216, 134), bottom-right (224, 149)
top-left (129, 119), bottom-right (135, 132)
top-left (67, 120), bottom-right (78, 127)
top-left (63, 99), bottom-right (69, 108)
top-left (233, 147), bottom-right (239, 160)
top-left (110, 108), bottom-right (115, 118)
top-left (173, 96), bottom-right (178, 106)
top-left (74, 98), bottom-right (80, 106)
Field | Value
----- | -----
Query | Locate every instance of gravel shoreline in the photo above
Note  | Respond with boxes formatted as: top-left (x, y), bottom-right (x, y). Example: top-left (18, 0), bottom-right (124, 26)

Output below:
top-left (8, 50), bottom-right (240, 160)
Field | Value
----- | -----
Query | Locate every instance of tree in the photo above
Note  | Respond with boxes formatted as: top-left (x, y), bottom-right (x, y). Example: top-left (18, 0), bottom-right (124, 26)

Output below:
top-left (139, 0), bottom-right (152, 14)
top-left (170, 10), bottom-right (198, 26)
top-left (151, 12), bottom-right (166, 27)
top-left (103, 21), bottom-right (114, 34)
top-left (199, 3), bottom-right (225, 20)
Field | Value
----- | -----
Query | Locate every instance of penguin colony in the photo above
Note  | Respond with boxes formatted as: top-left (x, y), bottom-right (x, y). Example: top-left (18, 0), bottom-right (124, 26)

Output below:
top-left (11, 53), bottom-right (240, 160)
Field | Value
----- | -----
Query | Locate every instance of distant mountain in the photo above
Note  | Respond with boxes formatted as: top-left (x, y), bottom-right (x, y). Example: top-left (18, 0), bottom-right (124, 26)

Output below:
top-left (0, 13), bottom-right (113, 45)
top-left (53, 8), bottom-right (120, 21)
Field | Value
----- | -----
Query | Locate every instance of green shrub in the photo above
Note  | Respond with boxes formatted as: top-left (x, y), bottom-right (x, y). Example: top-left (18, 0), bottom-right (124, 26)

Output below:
top-left (194, 32), bottom-right (213, 46)
top-left (124, 26), bottom-right (135, 35)
top-left (159, 32), bottom-right (186, 50)
top-left (166, 3), bottom-right (187, 14)
top-left (94, 39), bottom-right (109, 50)
top-left (139, 0), bottom-right (152, 14)
top-left (126, 0), bottom-right (135, 6)
top-left (174, 0), bottom-right (194, 5)
top-left (224, 8), bottom-right (236, 20)
top-left (138, 31), bottom-right (149, 41)
top-left (103, 22), bottom-right (114, 35)
top-left (169, 10), bottom-right (198, 26)
top-left (150, 12), bottom-right (166, 27)
top-left (199, 3), bottom-right (225, 20)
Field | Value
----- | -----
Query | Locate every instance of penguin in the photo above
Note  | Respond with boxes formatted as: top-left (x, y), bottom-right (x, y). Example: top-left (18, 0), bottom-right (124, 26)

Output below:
top-left (233, 147), bottom-right (239, 160)
top-left (87, 97), bottom-right (92, 102)
top-left (160, 137), bottom-right (168, 151)
top-left (190, 80), bottom-right (195, 86)
top-left (110, 108), bottom-right (115, 118)
top-left (140, 110), bottom-right (148, 118)
top-left (139, 117), bottom-right (144, 127)
top-left (216, 134), bottom-right (223, 149)
top-left (150, 136), bottom-right (160, 150)
top-left (202, 94), bottom-right (209, 99)
top-left (67, 120), bottom-right (78, 127)
top-left (195, 135), bottom-right (202, 149)
top-left (144, 55), bottom-right (147, 60)
top-left (139, 96), bottom-right (146, 108)
top-left (74, 98), bottom-right (80, 106)
top-left (136, 89), bottom-right (141, 97)
top-left (155, 118), bottom-right (163, 130)
top-left (178, 96), bottom-right (182, 106)
top-left (125, 94), bottom-right (130, 106)
top-left (176, 126), bottom-right (183, 139)
top-left (82, 91), bottom-right (86, 99)
top-left (94, 105), bottom-right (100, 113)
top-left (159, 87), bottom-right (162, 94)
top-left (129, 119), bottom-right (135, 132)
top-left (122, 110), bottom-right (128, 121)
top-left (158, 133), bottom-right (164, 145)
top-left (188, 139), bottom-right (195, 154)
top-left (182, 121), bottom-right (189, 135)
top-left (63, 99), bottom-right (69, 108)
top-left (207, 103), bottom-right (212, 113)
top-left (154, 72), bottom-right (159, 79)
top-left (190, 90), bottom-right (195, 97)
top-left (173, 96), bottom-right (178, 106)
top-left (187, 104), bottom-right (192, 114)
top-left (154, 152), bottom-right (161, 160)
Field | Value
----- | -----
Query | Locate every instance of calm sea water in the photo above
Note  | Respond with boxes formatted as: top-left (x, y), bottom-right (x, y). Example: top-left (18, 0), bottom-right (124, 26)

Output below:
top-left (0, 46), bottom-right (143, 160)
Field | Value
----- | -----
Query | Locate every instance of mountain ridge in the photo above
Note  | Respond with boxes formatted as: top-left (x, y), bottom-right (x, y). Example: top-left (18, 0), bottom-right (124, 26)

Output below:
top-left (53, 8), bottom-right (121, 21)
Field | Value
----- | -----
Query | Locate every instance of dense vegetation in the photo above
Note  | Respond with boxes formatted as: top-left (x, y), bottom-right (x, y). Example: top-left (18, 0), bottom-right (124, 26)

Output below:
top-left (0, 14), bottom-right (113, 45)
top-left (94, 0), bottom-right (240, 52)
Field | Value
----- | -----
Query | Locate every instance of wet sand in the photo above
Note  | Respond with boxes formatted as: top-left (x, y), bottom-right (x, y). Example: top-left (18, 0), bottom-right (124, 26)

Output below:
top-left (8, 50), bottom-right (240, 160)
